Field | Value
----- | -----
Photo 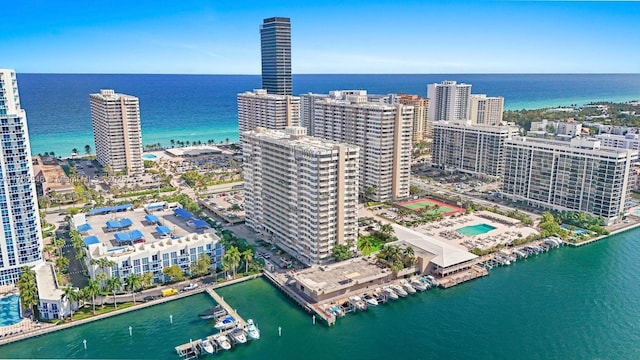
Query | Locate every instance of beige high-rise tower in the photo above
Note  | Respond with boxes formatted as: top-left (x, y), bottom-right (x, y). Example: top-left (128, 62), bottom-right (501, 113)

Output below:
top-left (89, 89), bottom-right (143, 174)
top-left (237, 89), bottom-right (300, 142)
top-left (243, 127), bottom-right (359, 265)
top-left (303, 91), bottom-right (413, 201)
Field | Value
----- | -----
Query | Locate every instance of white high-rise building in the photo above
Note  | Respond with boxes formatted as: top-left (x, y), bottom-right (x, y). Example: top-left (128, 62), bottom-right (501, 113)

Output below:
top-left (427, 80), bottom-right (472, 121)
top-left (305, 91), bottom-right (413, 201)
top-left (89, 89), bottom-right (143, 174)
top-left (502, 137), bottom-right (637, 225)
top-left (237, 89), bottom-right (300, 140)
top-left (243, 127), bottom-right (359, 265)
top-left (432, 121), bottom-right (519, 178)
top-left (469, 94), bottom-right (504, 125)
top-left (0, 69), bottom-right (44, 285)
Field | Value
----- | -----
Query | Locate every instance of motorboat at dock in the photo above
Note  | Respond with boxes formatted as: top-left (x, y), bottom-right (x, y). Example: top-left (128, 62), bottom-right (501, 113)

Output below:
top-left (214, 315), bottom-right (236, 330)
top-left (362, 293), bottom-right (379, 306)
top-left (390, 284), bottom-right (408, 297)
top-left (198, 304), bottom-right (227, 320)
top-left (214, 334), bottom-right (232, 351)
top-left (229, 328), bottom-right (248, 344)
top-left (245, 319), bottom-right (261, 340)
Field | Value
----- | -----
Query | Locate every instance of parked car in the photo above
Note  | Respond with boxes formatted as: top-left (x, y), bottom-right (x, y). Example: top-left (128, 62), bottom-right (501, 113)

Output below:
top-left (182, 283), bottom-right (198, 291)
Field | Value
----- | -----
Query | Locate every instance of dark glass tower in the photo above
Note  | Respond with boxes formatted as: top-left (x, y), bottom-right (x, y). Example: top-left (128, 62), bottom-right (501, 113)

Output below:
top-left (260, 17), bottom-right (292, 95)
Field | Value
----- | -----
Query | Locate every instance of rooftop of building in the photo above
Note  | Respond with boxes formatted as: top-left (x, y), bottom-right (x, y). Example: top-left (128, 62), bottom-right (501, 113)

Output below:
top-left (73, 206), bottom-right (213, 252)
top-left (389, 224), bottom-right (478, 269)
top-left (294, 257), bottom-right (390, 294)
top-left (90, 89), bottom-right (138, 100)
top-left (238, 89), bottom-right (299, 99)
top-left (35, 263), bottom-right (63, 301)
top-left (32, 156), bottom-right (74, 193)
top-left (164, 145), bottom-right (223, 157)
top-left (507, 136), bottom-right (640, 156)
top-left (247, 127), bottom-right (359, 154)
top-left (434, 121), bottom-right (519, 132)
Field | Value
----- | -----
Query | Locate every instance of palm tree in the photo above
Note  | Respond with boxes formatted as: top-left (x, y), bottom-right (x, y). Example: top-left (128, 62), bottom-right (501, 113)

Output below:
top-left (52, 237), bottom-right (65, 257)
top-left (106, 277), bottom-right (122, 309)
top-left (222, 246), bottom-right (241, 279)
top-left (241, 249), bottom-right (253, 274)
top-left (84, 279), bottom-right (100, 314)
top-left (141, 272), bottom-right (154, 289)
top-left (379, 223), bottom-right (394, 238)
top-left (125, 273), bottom-right (142, 304)
top-left (17, 266), bottom-right (38, 318)
top-left (84, 144), bottom-right (91, 156)
top-left (61, 285), bottom-right (78, 321)
top-left (71, 148), bottom-right (78, 156)
top-left (170, 139), bottom-right (175, 148)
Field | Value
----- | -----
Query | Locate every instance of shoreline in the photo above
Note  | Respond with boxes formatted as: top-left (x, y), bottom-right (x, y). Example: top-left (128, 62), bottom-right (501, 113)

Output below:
top-left (0, 274), bottom-right (261, 347)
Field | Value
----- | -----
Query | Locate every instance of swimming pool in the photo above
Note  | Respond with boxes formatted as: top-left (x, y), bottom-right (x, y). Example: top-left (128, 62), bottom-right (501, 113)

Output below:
top-left (456, 224), bottom-right (497, 236)
top-left (142, 153), bottom-right (157, 160)
top-left (0, 294), bottom-right (22, 327)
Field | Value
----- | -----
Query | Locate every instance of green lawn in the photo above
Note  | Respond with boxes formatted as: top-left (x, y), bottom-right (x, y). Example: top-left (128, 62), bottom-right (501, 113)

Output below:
top-left (402, 201), bottom-right (454, 214)
top-left (357, 236), bottom-right (385, 256)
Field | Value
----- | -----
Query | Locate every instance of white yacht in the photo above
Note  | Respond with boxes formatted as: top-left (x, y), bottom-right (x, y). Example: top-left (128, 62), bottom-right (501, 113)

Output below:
top-left (362, 293), bottom-right (379, 306)
top-left (201, 339), bottom-right (215, 354)
top-left (391, 284), bottom-right (408, 297)
top-left (401, 282), bottom-right (416, 294)
top-left (229, 328), bottom-right (247, 344)
top-left (383, 287), bottom-right (399, 300)
top-left (245, 319), bottom-right (260, 340)
top-left (410, 280), bottom-right (427, 292)
top-left (214, 315), bottom-right (236, 330)
top-left (215, 335), bottom-right (232, 350)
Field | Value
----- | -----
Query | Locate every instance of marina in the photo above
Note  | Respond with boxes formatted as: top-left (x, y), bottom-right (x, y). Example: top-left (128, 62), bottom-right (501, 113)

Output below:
top-left (174, 287), bottom-right (257, 358)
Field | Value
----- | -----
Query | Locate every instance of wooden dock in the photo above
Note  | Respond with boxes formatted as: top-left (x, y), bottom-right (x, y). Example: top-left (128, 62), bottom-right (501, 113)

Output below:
top-left (204, 287), bottom-right (246, 328)
top-left (262, 270), bottom-right (335, 326)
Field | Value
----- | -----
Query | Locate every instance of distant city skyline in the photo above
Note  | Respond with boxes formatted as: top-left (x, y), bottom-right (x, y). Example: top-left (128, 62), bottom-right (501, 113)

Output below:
top-left (2, 0), bottom-right (639, 74)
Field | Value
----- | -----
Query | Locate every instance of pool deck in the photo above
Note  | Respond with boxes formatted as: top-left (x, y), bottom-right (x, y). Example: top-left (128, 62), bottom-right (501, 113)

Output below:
top-left (415, 213), bottom-right (539, 251)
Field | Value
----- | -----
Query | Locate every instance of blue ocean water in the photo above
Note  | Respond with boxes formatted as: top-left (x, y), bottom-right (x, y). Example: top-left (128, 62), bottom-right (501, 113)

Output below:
top-left (16, 74), bottom-right (640, 157)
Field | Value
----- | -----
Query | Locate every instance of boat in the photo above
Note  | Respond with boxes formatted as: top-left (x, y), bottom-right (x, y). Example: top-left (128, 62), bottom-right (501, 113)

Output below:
top-left (245, 319), bottom-right (260, 340)
top-left (362, 293), bottom-right (379, 306)
top-left (214, 315), bottom-right (236, 330)
top-left (214, 335), bottom-right (232, 350)
top-left (329, 305), bottom-right (345, 317)
top-left (198, 304), bottom-right (227, 320)
top-left (349, 296), bottom-right (368, 311)
top-left (229, 328), bottom-right (248, 344)
top-left (410, 280), bottom-right (427, 291)
top-left (201, 339), bottom-right (215, 354)
top-left (391, 284), bottom-right (408, 297)
top-left (401, 282), bottom-right (416, 294)
top-left (382, 287), bottom-right (398, 300)
top-left (424, 275), bottom-right (439, 287)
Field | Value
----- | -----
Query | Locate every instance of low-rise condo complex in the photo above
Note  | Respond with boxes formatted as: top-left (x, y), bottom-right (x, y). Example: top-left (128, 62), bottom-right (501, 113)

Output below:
top-left (71, 203), bottom-right (224, 283)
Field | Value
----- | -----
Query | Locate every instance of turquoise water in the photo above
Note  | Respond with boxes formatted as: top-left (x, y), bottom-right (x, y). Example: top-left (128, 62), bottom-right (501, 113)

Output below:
top-left (0, 295), bottom-right (21, 327)
top-left (2, 227), bottom-right (640, 359)
top-left (16, 74), bottom-right (640, 156)
top-left (456, 223), bottom-right (497, 236)
top-left (142, 154), bottom-right (157, 160)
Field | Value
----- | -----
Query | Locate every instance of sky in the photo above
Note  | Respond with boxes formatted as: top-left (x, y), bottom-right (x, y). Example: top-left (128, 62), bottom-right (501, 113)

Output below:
top-left (1, 0), bottom-right (639, 74)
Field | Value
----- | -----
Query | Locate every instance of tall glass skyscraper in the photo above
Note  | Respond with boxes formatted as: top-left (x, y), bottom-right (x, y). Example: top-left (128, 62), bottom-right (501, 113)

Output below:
top-left (0, 69), bottom-right (43, 285)
top-left (260, 17), bottom-right (292, 96)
